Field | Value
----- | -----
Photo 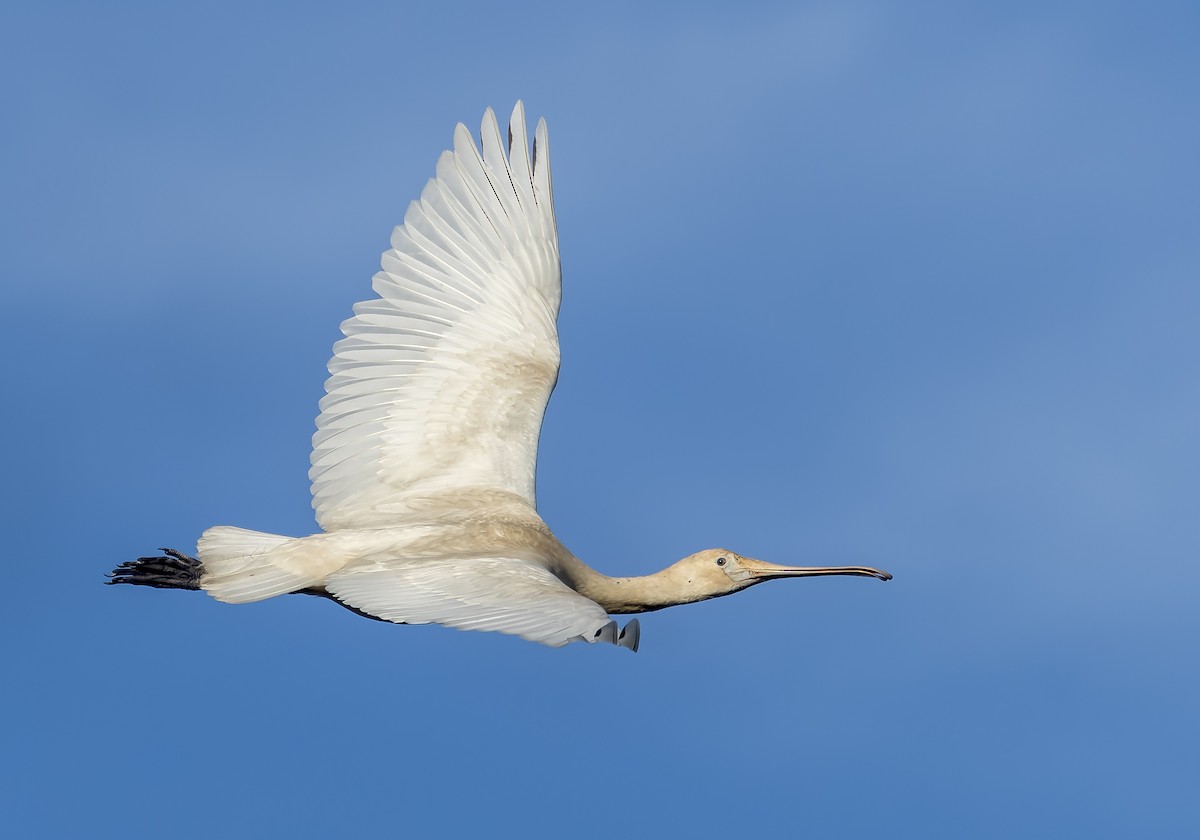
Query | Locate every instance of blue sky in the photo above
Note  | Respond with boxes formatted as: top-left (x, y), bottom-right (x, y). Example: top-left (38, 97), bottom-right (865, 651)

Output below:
top-left (3, 1), bottom-right (1198, 836)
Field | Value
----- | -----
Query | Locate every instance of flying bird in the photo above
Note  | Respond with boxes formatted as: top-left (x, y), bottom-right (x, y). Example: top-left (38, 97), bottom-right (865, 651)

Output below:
top-left (107, 103), bottom-right (891, 652)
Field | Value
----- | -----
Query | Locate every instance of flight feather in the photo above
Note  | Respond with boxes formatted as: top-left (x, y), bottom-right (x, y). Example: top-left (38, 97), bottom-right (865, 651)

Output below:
top-left (310, 102), bottom-right (561, 531)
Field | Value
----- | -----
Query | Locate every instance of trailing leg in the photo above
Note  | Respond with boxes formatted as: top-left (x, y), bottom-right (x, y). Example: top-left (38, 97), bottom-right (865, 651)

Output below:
top-left (106, 548), bottom-right (202, 591)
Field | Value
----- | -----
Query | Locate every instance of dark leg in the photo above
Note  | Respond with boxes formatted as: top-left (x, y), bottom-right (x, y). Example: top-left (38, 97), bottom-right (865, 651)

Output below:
top-left (106, 548), bottom-right (203, 591)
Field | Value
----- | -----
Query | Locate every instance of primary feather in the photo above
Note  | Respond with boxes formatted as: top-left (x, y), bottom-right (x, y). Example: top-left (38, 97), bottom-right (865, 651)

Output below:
top-left (310, 102), bottom-right (561, 531)
top-left (110, 102), bottom-right (888, 651)
top-left (184, 103), bottom-right (625, 649)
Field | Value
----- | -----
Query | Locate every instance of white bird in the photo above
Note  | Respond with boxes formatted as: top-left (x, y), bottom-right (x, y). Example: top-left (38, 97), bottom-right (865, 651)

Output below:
top-left (108, 103), bottom-right (891, 652)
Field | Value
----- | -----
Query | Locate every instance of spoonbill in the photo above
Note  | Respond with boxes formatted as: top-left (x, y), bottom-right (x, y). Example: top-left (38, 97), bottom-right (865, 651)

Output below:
top-left (107, 102), bottom-right (891, 652)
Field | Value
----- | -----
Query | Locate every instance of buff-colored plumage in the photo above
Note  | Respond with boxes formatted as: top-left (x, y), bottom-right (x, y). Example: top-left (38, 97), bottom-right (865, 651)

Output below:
top-left (112, 103), bottom-right (890, 651)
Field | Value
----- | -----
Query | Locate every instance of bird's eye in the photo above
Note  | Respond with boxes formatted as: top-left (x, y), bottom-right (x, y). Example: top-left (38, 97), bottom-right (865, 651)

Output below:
top-left (715, 556), bottom-right (727, 567)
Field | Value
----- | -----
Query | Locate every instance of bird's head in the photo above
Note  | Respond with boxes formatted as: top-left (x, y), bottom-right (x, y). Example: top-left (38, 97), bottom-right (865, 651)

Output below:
top-left (666, 549), bottom-right (892, 603)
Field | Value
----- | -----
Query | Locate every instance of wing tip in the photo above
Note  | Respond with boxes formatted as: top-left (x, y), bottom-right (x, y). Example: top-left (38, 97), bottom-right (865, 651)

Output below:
top-left (509, 101), bottom-right (527, 148)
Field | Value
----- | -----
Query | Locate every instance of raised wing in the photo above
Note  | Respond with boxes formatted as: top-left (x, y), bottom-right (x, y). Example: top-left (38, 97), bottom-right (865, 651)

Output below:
top-left (324, 556), bottom-right (615, 648)
top-left (311, 103), bottom-right (560, 531)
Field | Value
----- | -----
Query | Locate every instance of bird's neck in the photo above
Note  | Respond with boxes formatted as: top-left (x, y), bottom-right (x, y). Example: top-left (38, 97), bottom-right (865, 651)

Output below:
top-left (567, 563), bottom-right (706, 615)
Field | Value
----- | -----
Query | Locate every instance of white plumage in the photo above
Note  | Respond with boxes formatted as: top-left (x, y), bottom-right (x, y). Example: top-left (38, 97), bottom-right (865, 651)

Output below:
top-left (311, 104), bottom-right (559, 529)
top-left (202, 103), bottom-right (612, 648)
top-left (111, 103), bottom-right (891, 652)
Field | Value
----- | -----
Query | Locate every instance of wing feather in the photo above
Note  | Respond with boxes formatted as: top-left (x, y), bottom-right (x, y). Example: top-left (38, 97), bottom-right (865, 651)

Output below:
top-left (311, 103), bottom-right (560, 530)
top-left (324, 556), bottom-right (613, 648)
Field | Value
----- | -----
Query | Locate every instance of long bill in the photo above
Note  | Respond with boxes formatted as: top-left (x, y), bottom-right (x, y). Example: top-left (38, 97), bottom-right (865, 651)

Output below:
top-left (741, 557), bottom-right (893, 582)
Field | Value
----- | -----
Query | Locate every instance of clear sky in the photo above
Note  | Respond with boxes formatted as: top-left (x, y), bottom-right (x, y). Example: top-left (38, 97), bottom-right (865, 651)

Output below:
top-left (3, 1), bottom-right (1198, 837)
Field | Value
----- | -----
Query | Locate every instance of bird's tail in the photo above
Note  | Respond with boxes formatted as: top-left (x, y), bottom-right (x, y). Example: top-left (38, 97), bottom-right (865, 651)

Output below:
top-left (108, 527), bottom-right (310, 605)
top-left (195, 526), bottom-right (309, 604)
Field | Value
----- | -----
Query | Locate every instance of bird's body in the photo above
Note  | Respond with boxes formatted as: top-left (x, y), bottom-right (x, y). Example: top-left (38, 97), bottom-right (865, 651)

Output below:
top-left (109, 103), bottom-right (890, 651)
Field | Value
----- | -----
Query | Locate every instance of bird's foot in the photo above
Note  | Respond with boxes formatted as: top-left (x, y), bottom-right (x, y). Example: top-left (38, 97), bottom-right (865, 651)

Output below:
top-left (106, 548), bottom-right (203, 590)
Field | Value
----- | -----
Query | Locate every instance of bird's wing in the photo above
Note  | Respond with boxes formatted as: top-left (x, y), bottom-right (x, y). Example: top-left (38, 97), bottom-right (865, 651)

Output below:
top-left (324, 555), bottom-right (614, 648)
top-left (311, 102), bottom-right (560, 531)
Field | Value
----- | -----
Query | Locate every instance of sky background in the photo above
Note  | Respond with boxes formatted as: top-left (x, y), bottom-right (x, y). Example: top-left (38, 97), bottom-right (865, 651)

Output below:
top-left (3, 1), bottom-right (1198, 836)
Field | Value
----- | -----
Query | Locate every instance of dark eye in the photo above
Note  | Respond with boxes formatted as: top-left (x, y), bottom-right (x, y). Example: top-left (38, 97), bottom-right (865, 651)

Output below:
top-left (715, 556), bottom-right (727, 566)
